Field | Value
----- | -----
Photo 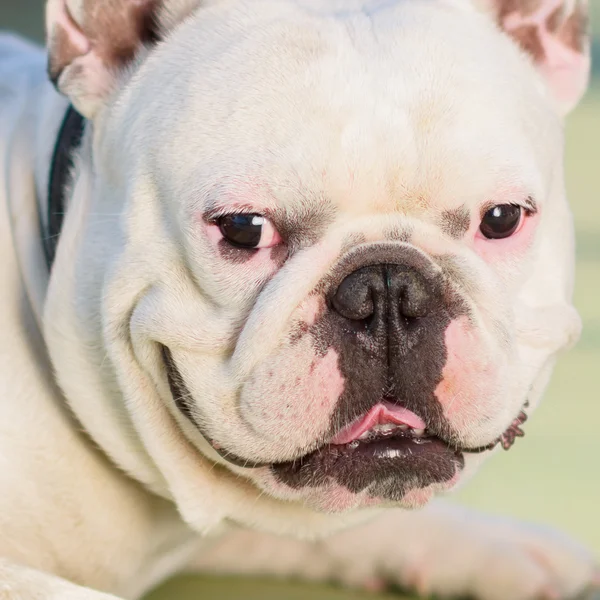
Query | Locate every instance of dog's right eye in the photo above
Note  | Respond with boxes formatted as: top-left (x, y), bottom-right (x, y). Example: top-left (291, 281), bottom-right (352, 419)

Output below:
top-left (218, 214), bottom-right (281, 249)
top-left (479, 204), bottom-right (523, 240)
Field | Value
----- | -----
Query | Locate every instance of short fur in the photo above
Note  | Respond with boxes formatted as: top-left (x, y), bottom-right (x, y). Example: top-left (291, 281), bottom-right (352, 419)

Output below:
top-left (0, 0), bottom-right (596, 598)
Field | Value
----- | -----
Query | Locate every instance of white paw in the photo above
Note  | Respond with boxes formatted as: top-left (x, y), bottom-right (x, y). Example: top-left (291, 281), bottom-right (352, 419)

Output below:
top-left (325, 505), bottom-right (599, 600)
top-left (399, 514), bottom-right (599, 600)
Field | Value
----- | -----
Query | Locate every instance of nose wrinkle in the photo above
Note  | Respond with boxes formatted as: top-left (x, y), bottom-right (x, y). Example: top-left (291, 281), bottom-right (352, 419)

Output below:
top-left (385, 268), bottom-right (393, 290)
top-left (386, 268), bottom-right (415, 364)
top-left (384, 266), bottom-right (393, 385)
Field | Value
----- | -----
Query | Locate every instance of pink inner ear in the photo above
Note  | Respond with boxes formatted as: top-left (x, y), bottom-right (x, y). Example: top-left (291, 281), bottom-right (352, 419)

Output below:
top-left (54, 0), bottom-right (90, 56)
top-left (47, 0), bottom-right (91, 81)
top-left (47, 0), bottom-right (163, 117)
top-left (501, 0), bottom-right (590, 112)
top-left (48, 0), bottom-right (115, 115)
top-left (537, 31), bottom-right (590, 110)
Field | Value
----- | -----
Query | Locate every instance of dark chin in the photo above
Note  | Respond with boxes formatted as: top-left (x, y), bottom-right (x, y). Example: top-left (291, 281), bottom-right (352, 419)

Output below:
top-left (271, 433), bottom-right (465, 501)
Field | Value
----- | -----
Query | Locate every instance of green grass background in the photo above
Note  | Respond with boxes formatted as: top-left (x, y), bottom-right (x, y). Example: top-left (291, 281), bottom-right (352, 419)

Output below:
top-left (2, 3), bottom-right (599, 599)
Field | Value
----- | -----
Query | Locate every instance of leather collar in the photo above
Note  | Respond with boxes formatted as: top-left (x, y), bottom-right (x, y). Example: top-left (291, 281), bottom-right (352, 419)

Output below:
top-left (43, 105), bottom-right (85, 270)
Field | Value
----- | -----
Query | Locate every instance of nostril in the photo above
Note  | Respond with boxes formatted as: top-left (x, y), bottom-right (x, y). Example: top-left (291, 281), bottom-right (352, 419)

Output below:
top-left (396, 274), bottom-right (431, 321)
top-left (329, 258), bottom-right (440, 346)
top-left (331, 264), bottom-right (433, 325)
top-left (332, 276), bottom-right (374, 321)
top-left (399, 295), bottom-right (429, 320)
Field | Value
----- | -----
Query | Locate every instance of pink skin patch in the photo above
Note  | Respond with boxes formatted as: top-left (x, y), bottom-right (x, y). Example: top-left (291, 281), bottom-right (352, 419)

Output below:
top-left (256, 466), bottom-right (461, 513)
top-left (204, 222), bottom-right (226, 246)
top-left (295, 295), bottom-right (325, 328)
top-left (256, 472), bottom-right (385, 513)
top-left (400, 488), bottom-right (435, 509)
top-left (331, 402), bottom-right (427, 445)
top-left (305, 349), bottom-right (346, 421)
top-left (310, 483), bottom-right (379, 513)
top-left (435, 317), bottom-right (497, 425)
top-left (241, 340), bottom-right (346, 451)
top-left (55, 0), bottom-right (90, 55)
top-left (401, 472), bottom-right (462, 509)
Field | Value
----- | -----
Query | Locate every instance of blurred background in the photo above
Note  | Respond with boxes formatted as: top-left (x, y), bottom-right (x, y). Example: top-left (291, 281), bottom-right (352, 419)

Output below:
top-left (1, 2), bottom-right (599, 599)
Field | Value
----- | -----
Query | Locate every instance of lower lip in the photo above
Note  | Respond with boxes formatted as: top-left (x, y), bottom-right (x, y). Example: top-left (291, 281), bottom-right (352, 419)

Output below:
top-left (271, 428), bottom-right (465, 495)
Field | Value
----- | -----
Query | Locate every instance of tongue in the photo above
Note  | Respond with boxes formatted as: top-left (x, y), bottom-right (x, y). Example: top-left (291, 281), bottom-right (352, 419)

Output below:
top-left (331, 402), bottom-right (427, 445)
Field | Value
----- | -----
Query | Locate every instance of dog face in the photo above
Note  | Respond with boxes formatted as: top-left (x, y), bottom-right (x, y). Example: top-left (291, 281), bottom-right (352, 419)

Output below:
top-left (44, 0), bottom-right (589, 519)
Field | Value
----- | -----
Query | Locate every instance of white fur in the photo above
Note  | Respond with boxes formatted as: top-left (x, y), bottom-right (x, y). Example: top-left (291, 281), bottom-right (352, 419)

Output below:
top-left (0, 0), bottom-right (596, 598)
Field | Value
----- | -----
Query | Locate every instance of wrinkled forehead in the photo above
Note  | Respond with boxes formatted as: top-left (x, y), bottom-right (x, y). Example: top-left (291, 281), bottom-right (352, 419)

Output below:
top-left (113, 0), bottom-right (560, 216)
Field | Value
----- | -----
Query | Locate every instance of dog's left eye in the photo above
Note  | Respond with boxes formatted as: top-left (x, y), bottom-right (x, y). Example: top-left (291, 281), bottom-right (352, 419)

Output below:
top-left (479, 204), bottom-right (522, 239)
top-left (218, 214), bottom-right (281, 249)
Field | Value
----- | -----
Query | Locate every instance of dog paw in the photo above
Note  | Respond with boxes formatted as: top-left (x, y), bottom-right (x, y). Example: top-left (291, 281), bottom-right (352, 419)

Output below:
top-left (326, 506), bottom-right (598, 600)
top-left (397, 517), bottom-right (599, 600)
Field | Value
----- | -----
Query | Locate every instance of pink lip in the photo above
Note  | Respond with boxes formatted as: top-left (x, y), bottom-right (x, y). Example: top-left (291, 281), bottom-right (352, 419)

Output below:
top-left (331, 402), bottom-right (427, 445)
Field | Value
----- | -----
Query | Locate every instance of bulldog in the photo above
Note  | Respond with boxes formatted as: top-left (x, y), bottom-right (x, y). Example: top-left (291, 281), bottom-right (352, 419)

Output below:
top-left (0, 0), bottom-right (597, 598)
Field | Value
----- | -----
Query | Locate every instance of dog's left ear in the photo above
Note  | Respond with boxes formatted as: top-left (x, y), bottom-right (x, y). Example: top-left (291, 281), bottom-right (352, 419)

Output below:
top-left (481, 0), bottom-right (590, 114)
top-left (46, 0), bottom-right (199, 118)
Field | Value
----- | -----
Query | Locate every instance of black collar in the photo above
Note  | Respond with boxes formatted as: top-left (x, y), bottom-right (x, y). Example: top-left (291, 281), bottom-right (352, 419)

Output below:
top-left (43, 105), bottom-right (86, 270)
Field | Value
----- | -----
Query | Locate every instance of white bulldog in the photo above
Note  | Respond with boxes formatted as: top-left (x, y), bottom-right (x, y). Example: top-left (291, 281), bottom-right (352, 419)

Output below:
top-left (0, 0), bottom-right (596, 598)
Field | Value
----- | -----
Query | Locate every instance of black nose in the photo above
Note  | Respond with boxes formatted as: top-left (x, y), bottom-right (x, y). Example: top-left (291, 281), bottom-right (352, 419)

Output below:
top-left (331, 264), bottom-right (434, 324)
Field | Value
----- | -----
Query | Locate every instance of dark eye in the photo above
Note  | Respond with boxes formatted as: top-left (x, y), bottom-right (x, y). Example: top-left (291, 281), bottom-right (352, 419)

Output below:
top-left (479, 205), bottom-right (522, 239)
top-left (217, 214), bottom-right (280, 249)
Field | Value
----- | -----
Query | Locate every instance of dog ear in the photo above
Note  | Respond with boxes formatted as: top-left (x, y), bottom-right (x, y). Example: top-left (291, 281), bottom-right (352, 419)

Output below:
top-left (46, 0), bottom-right (198, 117)
top-left (480, 0), bottom-right (590, 114)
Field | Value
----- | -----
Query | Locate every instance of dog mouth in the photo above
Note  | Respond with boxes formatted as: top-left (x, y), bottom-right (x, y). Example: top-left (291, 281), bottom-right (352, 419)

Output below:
top-left (324, 401), bottom-right (452, 464)
top-left (161, 344), bottom-right (528, 484)
top-left (269, 402), bottom-right (528, 497)
top-left (270, 402), bottom-right (462, 492)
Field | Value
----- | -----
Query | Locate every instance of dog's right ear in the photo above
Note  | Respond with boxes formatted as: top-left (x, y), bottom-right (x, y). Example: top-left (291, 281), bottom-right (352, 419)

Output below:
top-left (478, 0), bottom-right (590, 115)
top-left (46, 0), bottom-right (199, 118)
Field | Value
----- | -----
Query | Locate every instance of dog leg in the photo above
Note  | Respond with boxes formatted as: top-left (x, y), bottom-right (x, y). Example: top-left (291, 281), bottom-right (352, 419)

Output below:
top-left (191, 501), bottom-right (599, 600)
top-left (0, 558), bottom-right (123, 600)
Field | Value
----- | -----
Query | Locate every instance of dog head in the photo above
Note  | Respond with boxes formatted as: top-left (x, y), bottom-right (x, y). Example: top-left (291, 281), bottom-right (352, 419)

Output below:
top-left (44, 0), bottom-right (588, 526)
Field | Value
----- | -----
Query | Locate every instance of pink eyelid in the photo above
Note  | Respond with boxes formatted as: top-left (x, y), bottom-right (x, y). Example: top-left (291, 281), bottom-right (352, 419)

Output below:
top-left (255, 218), bottom-right (282, 248)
